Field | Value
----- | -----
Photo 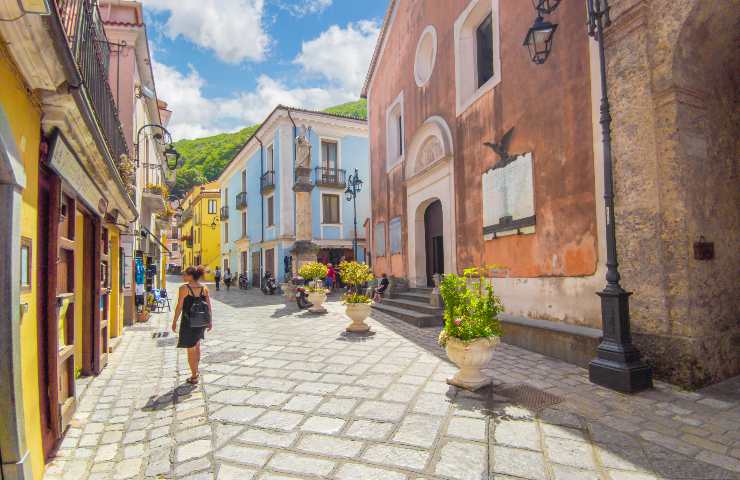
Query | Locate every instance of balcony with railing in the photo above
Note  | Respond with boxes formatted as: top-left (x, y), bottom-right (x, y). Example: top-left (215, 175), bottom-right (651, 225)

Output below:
top-left (236, 192), bottom-right (248, 210)
top-left (314, 167), bottom-right (346, 188)
top-left (260, 171), bottom-right (276, 194)
top-left (53, 0), bottom-right (130, 167)
top-left (220, 206), bottom-right (229, 221)
top-left (179, 208), bottom-right (193, 224)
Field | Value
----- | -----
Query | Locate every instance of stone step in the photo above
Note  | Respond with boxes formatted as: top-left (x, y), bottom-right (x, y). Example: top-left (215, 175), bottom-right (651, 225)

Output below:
top-left (381, 297), bottom-right (443, 316)
top-left (394, 291), bottom-right (432, 302)
top-left (371, 302), bottom-right (443, 329)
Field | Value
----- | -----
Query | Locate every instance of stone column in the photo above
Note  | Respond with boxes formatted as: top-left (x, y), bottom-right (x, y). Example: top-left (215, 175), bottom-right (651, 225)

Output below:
top-left (291, 132), bottom-right (319, 273)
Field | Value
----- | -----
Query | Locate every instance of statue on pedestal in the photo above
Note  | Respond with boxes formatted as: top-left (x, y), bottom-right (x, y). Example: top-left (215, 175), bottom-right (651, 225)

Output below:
top-left (291, 126), bottom-right (319, 272)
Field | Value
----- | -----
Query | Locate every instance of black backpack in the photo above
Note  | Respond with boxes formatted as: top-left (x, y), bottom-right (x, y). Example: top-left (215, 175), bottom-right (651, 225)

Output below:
top-left (187, 286), bottom-right (211, 327)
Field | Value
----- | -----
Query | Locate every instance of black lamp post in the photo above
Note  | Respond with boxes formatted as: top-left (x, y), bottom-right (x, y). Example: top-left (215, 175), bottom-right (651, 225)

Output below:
top-left (523, 0), bottom-right (652, 393)
top-left (523, 15), bottom-right (558, 65)
top-left (344, 168), bottom-right (363, 261)
top-left (134, 124), bottom-right (182, 170)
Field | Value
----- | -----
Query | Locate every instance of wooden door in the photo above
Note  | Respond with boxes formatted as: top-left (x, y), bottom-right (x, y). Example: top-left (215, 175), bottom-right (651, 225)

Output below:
top-left (81, 213), bottom-right (105, 376)
top-left (37, 168), bottom-right (77, 459)
top-left (99, 227), bottom-right (110, 370)
top-left (251, 251), bottom-right (261, 287)
top-left (265, 248), bottom-right (275, 278)
top-left (424, 200), bottom-right (444, 287)
top-left (241, 252), bottom-right (248, 276)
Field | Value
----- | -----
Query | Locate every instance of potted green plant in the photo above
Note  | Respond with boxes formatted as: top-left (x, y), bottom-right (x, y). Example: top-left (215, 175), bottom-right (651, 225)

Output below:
top-left (438, 266), bottom-right (504, 390)
top-left (298, 261), bottom-right (329, 313)
top-left (338, 261), bottom-right (374, 332)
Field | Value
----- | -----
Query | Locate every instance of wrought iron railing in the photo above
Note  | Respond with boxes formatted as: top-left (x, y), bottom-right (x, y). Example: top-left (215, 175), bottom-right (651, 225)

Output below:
top-left (220, 206), bottom-right (229, 220)
top-left (53, 0), bottom-right (130, 164)
top-left (314, 167), bottom-right (346, 188)
top-left (236, 192), bottom-right (248, 210)
top-left (260, 171), bottom-right (276, 194)
top-left (180, 208), bottom-right (193, 224)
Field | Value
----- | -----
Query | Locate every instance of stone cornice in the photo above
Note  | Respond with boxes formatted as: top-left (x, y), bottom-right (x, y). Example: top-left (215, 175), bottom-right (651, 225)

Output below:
top-left (603, 0), bottom-right (649, 47)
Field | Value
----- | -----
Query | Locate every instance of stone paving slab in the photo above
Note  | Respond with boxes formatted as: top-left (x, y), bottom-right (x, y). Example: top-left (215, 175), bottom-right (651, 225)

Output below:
top-left (43, 282), bottom-right (740, 480)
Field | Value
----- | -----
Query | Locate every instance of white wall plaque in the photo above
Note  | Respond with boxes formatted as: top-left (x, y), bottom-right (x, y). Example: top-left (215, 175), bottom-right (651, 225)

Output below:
top-left (482, 152), bottom-right (535, 239)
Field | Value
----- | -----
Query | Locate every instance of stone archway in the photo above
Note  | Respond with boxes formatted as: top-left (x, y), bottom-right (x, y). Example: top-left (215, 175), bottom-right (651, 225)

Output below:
top-left (0, 106), bottom-right (31, 479)
top-left (405, 116), bottom-right (456, 287)
top-left (608, 0), bottom-right (740, 387)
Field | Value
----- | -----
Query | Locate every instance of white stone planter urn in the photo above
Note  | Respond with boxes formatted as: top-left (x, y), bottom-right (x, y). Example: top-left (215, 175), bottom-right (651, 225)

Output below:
top-left (345, 302), bottom-right (371, 333)
top-left (307, 290), bottom-right (328, 314)
top-left (445, 336), bottom-right (500, 390)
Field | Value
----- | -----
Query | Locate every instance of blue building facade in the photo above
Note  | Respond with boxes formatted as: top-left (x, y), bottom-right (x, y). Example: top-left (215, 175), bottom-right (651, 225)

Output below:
top-left (217, 106), bottom-right (370, 286)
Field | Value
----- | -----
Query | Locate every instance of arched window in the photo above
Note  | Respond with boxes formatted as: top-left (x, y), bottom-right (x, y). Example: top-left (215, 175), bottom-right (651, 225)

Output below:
top-left (454, 0), bottom-right (501, 115)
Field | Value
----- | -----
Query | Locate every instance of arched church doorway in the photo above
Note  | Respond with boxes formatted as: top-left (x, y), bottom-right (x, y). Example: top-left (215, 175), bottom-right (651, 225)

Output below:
top-left (424, 200), bottom-right (444, 287)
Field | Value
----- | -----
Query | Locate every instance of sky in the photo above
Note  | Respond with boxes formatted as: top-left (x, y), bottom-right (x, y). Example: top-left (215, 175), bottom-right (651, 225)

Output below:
top-left (143, 0), bottom-right (388, 140)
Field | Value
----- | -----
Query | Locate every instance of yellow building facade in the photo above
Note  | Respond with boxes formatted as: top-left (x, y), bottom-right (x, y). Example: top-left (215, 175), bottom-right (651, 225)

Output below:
top-left (178, 182), bottom-right (221, 281)
top-left (1, 15), bottom-right (132, 480)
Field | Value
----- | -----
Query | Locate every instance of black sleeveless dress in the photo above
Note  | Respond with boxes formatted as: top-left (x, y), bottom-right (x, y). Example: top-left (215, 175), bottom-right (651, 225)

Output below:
top-left (177, 286), bottom-right (207, 348)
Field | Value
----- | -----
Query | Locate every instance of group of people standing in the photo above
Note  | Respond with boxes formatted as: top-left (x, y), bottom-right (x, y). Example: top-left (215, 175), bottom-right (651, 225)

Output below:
top-left (213, 266), bottom-right (233, 291)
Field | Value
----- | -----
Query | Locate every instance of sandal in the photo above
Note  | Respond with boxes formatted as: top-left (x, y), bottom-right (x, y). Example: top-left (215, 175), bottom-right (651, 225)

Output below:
top-left (186, 374), bottom-right (200, 385)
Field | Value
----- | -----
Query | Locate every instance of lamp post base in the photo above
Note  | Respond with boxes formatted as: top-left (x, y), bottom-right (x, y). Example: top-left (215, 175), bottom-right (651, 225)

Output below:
top-left (590, 287), bottom-right (653, 394)
top-left (589, 357), bottom-right (652, 394)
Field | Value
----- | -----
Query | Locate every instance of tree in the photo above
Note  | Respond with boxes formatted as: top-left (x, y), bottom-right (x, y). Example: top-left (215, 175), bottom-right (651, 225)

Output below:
top-left (171, 167), bottom-right (207, 198)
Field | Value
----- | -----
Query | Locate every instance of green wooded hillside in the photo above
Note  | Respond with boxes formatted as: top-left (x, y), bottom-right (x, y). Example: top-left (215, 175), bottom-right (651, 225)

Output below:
top-left (170, 99), bottom-right (367, 197)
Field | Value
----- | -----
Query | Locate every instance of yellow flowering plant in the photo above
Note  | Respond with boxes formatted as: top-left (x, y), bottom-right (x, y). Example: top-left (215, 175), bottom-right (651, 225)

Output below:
top-left (338, 261), bottom-right (374, 304)
top-left (438, 265), bottom-right (504, 347)
top-left (298, 262), bottom-right (329, 293)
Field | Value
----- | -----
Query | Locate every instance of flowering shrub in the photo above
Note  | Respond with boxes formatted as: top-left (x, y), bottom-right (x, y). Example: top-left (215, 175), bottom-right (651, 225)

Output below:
top-left (146, 183), bottom-right (169, 198)
top-left (158, 204), bottom-right (175, 221)
top-left (298, 261), bottom-right (328, 281)
top-left (338, 261), bottom-right (374, 304)
top-left (343, 292), bottom-right (372, 304)
top-left (438, 266), bottom-right (504, 346)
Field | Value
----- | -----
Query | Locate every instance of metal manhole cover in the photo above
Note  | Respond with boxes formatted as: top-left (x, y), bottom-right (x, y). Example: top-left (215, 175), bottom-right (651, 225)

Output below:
top-left (497, 384), bottom-right (563, 411)
top-left (156, 338), bottom-right (178, 347)
top-left (129, 326), bottom-right (157, 332)
top-left (202, 351), bottom-right (243, 364)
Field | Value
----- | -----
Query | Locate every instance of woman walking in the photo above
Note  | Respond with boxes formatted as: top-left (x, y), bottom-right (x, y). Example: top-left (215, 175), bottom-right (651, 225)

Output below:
top-left (172, 266), bottom-right (212, 384)
top-left (224, 268), bottom-right (233, 291)
top-left (214, 266), bottom-right (222, 291)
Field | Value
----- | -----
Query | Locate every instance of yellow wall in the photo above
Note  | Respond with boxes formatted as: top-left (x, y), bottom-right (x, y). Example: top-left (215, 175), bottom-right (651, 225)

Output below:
top-left (109, 228), bottom-right (122, 339)
top-left (195, 195), bottom-right (221, 281)
top-left (74, 211), bottom-right (84, 374)
top-left (1, 49), bottom-right (45, 479)
top-left (160, 231), bottom-right (168, 289)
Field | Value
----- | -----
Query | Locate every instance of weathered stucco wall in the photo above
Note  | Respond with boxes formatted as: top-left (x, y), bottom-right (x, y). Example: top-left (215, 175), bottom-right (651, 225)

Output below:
top-left (607, 0), bottom-right (740, 387)
top-left (368, 0), bottom-right (601, 325)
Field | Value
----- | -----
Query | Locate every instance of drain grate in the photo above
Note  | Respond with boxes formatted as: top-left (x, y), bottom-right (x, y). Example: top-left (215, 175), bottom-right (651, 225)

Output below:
top-left (152, 332), bottom-right (170, 338)
top-left (497, 384), bottom-right (564, 411)
top-left (156, 337), bottom-right (178, 347)
top-left (202, 351), bottom-right (243, 364)
top-left (129, 326), bottom-right (156, 332)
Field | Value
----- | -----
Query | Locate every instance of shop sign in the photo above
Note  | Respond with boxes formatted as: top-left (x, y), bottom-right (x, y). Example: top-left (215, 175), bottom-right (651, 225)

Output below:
top-left (48, 131), bottom-right (106, 216)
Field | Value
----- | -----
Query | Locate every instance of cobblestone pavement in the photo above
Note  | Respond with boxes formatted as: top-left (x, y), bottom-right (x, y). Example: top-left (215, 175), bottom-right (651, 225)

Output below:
top-left (44, 282), bottom-right (740, 480)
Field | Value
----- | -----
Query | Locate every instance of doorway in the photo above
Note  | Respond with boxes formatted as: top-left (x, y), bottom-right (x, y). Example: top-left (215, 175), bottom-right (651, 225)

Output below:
top-left (265, 248), bottom-right (275, 278)
top-left (424, 200), bottom-right (444, 287)
top-left (251, 251), bottom-right (261, 287)
top-left (36, 168), bottom-right (77, 460)
top-left (241, 251), bottom-right (248, 277)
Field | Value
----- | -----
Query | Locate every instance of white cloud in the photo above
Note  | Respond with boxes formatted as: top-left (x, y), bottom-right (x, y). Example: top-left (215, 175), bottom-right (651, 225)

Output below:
top-left (153, 61), bottom-right (354, 140)
top-left (151, 19), bottom-right (380, 140)
top-left (145, 0), bottom-right (269, 63)
top-left (277, 0), bottom-right (332, 17)
top-left (294, 20), bottom-right (379, 96)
